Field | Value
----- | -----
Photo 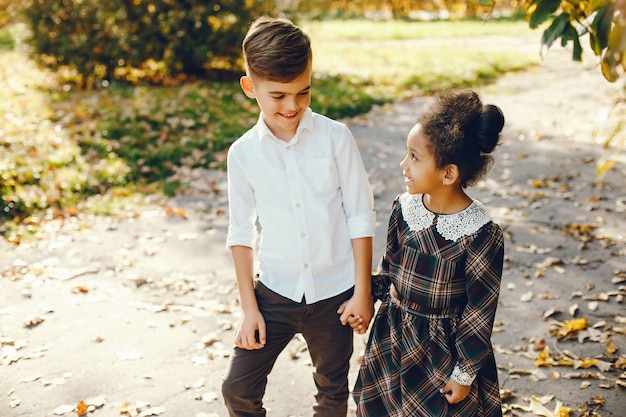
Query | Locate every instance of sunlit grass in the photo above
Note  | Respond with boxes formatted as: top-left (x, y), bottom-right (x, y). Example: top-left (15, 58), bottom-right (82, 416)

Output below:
top-left (305, 19), bottom-right (540, 94)
top-left (301, 18), bottom-right (535, 41)
top-left (313, 43), bottom-right (537, 91)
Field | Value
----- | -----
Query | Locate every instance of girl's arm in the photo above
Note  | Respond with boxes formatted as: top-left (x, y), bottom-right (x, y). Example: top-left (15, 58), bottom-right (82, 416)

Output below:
top-left (371, 197), bottom-right (401, 301)
top-left (451, 222), bottom-right (504, 385)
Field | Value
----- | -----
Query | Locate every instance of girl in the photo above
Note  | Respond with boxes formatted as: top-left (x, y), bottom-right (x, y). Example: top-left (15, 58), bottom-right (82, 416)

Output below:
top-left (352, 90), bottom-right (505, 416)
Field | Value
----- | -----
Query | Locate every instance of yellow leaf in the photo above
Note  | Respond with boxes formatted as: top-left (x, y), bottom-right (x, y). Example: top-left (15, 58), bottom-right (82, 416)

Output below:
top-left (558, 317), bottom-right (587, 337)
top-left (76, 400), bottom-right (88, 416)
top-left (573, 358), bottom-right (597, 369)
top-left (596, 158), bottom-right (615, 176)
top-left (553, 401), bottom-right (572, 417)
top-left (606, 339), bottom-right (619, 354)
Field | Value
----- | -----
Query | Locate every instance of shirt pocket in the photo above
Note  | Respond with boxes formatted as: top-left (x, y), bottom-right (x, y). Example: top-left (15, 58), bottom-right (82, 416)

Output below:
top-left (305, 157), bottom-right (339, 195)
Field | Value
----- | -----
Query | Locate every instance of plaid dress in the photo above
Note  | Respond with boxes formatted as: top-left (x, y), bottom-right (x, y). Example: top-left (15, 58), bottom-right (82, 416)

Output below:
top-left (353, 193), bottom-right (504, 417)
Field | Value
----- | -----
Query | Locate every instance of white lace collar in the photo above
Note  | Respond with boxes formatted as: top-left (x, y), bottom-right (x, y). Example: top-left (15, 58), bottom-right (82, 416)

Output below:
top-left (399, 193), bottom-right (491, 242)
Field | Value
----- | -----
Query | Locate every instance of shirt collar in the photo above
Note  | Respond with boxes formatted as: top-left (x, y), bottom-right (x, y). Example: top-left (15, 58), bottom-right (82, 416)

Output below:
top-left (256, 107), bottom-right (314, 144)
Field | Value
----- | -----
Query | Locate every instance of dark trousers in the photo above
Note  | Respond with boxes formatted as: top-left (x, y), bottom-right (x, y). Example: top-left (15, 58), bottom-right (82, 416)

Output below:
top-left (222, 282), bottom-right (354, 417)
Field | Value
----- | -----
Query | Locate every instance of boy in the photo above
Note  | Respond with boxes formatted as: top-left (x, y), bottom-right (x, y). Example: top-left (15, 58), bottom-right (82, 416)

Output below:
top-left (221, 16), bottom-right (376, 417)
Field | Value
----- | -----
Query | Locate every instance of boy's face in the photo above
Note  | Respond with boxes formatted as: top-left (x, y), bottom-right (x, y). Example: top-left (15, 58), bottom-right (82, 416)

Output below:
top-left (240, 65), bottom-right (312, 141)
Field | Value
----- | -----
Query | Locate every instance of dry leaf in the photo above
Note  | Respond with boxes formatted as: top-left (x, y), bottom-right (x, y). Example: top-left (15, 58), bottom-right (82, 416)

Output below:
top-left (53, 404), bottom-right (74, 415)
top-left (76, 401), bottom-right (88, 416)
top-left (527, 397), bottom-right (572, 417)
top-left (165, 206), bottom-right (187, 218)
top-left (23, 316), bottom-right (44, 328)
top-left (557, 317), bottom-right (587, 338)
top-left (543, 308), bottom-right (561, 320)
top-left (606, 339), bottom-right (619, 354)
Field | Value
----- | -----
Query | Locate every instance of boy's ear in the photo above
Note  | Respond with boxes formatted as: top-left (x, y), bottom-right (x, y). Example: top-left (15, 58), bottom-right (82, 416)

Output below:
top-left (442, 164), bottom-right (460, 186)
top-left (240, 76), bottom-right (255, 98)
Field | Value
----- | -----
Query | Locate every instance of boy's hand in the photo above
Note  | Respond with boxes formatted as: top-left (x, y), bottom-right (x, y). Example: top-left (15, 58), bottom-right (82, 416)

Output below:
top-left (440, 379), bottom-right (471, 404)
top-left (337, 303), bottom-right (365, 332)
top-left (234, 309), bottom-right (266, 350)
top-left (337, 295), bottom-right (374, 334)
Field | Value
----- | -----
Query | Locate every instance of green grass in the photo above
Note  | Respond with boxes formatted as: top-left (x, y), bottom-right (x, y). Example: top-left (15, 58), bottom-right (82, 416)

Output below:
top-left (0, 26), bottom-right (14, 49)
top-left (302, 18), bottom-right (535, 41)
top-left (1, 18), bottom-right (541, 241)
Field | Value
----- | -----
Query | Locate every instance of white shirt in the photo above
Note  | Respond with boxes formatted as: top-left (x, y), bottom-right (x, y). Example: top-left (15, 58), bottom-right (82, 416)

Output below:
top-left (226, 108), bottom-right (376, 303)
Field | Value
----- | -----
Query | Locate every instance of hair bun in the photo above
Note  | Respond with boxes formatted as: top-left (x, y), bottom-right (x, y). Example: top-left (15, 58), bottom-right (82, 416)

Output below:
top-left (476, 104), bottom-right (504, 154)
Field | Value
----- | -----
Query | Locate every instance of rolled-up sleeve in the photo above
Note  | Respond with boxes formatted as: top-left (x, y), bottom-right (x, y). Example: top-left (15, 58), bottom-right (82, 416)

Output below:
top-left (225, 142), bottom-right (258, 249)
top-left (335, 126), bottom-right (376, 239)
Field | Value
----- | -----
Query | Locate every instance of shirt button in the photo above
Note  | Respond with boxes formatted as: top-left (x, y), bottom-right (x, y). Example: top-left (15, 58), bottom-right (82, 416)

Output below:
top-left (300, 232), bottom-right (306, 237)
top-left (290, 174), bottom-right (296, 179)
top-left (286, 146), bottom-right (291, 150)
top-left (304, 264), bottom-right (309, 269)
top-left (296, 203), bottom-right (301, 208)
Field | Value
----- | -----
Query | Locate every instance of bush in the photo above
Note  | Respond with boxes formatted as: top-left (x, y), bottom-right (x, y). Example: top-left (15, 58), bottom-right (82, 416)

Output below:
top-left (20, 0), bottom-right (275, 87)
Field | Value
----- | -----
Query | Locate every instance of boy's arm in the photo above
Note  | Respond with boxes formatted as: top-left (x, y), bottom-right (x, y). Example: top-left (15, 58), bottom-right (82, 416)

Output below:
top-left (338, 237), bottom-right (374, 333)
top-left (230, 245), bottom-right (266, 350)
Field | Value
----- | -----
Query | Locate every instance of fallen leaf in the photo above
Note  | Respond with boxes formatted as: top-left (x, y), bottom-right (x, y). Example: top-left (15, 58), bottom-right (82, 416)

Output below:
top-left (557, 317), bottom-right (587, 339)
top-left (23, 316), bottom-right (44, 328)
top-left (165, 206), bottom-right (186, 218)
top-left (606, 339), bottom-right (619, 354)
top-left (76, 401), bottom-right (88, 416)
top-left (53, 404), bottom-right (74, 415)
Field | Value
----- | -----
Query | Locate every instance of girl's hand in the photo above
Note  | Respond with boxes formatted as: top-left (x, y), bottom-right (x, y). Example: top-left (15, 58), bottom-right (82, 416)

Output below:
top-left (337, 296), bottom-right (373, 334)
top-left (440, 379), bottom-right (471, 404)
top-left (337, 303), bottom-right (365, 332)
top-left (234, 309), bottom-right (266, 350)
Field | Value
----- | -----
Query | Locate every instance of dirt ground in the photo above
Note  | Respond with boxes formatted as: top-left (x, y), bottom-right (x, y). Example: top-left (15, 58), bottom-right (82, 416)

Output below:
top-left (1, 37), bottom-right (625, 417)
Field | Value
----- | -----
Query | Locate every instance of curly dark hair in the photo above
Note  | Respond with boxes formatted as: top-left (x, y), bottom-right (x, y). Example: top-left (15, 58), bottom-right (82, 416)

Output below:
top-left (418, 89), bottom-right (505, 188)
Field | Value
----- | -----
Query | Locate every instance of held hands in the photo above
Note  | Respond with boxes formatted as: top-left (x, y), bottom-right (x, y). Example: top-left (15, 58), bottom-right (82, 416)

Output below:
top-left (439, 379), bottom-right (471, 404)
top-left (234, 308), bottom-right (266, 350)
top-left (337, 294), bottom-right (374, 334)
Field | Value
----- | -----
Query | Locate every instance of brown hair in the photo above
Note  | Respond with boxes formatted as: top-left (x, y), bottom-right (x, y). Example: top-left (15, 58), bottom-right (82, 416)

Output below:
top-left (242, 16), bottom-right (312, 82)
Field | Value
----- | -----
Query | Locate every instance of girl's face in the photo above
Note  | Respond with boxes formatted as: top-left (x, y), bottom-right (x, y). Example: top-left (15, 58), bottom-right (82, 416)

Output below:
top-left (399, 123), bottom-right (445, 195)
top-left (240, 65), bottom-right (312, 141)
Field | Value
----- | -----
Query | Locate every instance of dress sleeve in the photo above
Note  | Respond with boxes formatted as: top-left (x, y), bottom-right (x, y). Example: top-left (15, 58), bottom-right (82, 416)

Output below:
top-left (452, 222), bottom-right (504, 385)
top-left (372, 197), bottom-right (401, 301)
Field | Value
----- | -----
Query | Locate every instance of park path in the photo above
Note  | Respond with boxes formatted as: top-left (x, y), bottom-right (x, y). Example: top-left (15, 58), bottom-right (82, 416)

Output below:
top-left (1, 37), bottom-right (625, 417)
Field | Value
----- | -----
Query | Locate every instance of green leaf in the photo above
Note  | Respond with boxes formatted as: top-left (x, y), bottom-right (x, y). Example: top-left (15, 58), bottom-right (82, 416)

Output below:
top-left (591, 4), bottom-right (614, 53)
top-left (589, 32), bottom-right (601, 56)
top-left (529, 0), bottom-right (562, 29)
top-left (541, 13), bottom-right (570, 54)
top-left (571, 32), bottom-right (583, 61)
top-left (471, 0), bottom-right (495, 5)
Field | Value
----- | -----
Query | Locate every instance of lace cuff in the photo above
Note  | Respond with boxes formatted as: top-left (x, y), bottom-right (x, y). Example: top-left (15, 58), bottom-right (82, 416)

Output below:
top-left (450, 364), bottom-right (476, 386)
